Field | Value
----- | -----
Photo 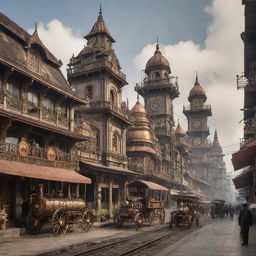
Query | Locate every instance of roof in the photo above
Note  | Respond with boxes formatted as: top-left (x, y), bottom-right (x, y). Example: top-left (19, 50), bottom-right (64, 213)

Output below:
top-left (127, 180), bottom-right (169, 191)
top-left (84, 8), bottom-right (115, 42)
top-left (188, 74), bottom-right (206, 101)
top-left (232, 168), bottom-right (254, 189)
top-left (0, 12), bottom-right (83, 102)
top-left (171, 191), bottom-right (199, 201)
top-left (0, 159), bottom-right (91, 184)
top-left (131, 101), bottom-right (147, 114)
top-left (175, 123), bottom-right (186, 136)
top-left (145, 43), bottom-right (170, 72)
top-left (231, 140), bottom-right (256, 171)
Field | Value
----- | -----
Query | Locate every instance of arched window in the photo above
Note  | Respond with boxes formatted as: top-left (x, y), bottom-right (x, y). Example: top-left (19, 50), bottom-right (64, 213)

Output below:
top-left (154, 71), bottom-right (160, 79)
top-left (164, 72), bottom-right (169, 79)
top-left (86, 86), bottom-right (93, 99)
top-left (110, 90), bottom-right (115, 105)
top-left (112, 132), bottom-right (120, 153)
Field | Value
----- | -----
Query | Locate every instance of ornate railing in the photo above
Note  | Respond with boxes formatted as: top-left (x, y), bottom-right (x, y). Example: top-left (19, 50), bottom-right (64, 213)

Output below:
top-left (58, 113), bottom-right (69, 127)
top-left (6, 96), bottom-right (22, 111)
top-left (0, 142), bottom-right (77, 169)
top-left (41, 107), bottom-right (56, 123)
top-left (183, 104), bottom-right (211, 112)
top-left (67, 59), bottom-right (126, 81)
top-left (136, 78), bottom-right (179, 92)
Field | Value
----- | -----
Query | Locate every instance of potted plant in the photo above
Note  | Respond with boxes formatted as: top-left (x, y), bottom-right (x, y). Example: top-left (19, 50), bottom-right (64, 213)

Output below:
top-left (99, 209), bottom-right (109, 222)
top-left (0, 207), bottom-right (8, 230)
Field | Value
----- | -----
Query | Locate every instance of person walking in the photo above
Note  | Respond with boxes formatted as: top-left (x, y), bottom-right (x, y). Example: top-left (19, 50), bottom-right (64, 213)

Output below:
top-left (238, 203), bottom-right (253, 246)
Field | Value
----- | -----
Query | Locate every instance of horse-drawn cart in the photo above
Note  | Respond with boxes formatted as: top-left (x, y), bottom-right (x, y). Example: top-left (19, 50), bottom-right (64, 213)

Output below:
top-left (114, 180), bottom-right (168, 230)
top-left (169, 192), bottom-right (199, 229)
top-left (26, 184), bottom-right (94, 235)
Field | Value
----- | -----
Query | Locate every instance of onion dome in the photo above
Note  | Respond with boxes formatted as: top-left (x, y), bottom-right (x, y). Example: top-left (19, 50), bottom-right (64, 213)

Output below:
top-left (84, 6), bottom-right (115, 42)
top-left (188, 73), bottom-right (206, 102)
top-left (211, 129), bottom-right (223, 153)
top-left (175, 123), bottom-right (186, 137)
top-left (145, 42), bottom-right (170, 73)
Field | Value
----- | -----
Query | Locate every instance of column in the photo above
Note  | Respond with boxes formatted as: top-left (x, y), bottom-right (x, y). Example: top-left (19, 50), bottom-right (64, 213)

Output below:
top-left (96, 176), bottom-right (102, 215)
top-left (108, 178), bottom-right (113, 218)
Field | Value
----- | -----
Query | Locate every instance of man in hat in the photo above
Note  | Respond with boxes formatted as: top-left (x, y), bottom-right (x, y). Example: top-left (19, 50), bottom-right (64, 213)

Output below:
top-left (238, 203), bottom-right (253, 246)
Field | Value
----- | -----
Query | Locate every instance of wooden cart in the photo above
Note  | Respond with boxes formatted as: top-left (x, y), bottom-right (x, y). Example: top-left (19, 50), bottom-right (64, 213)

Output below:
top-left (210, 199), bottom-right (225, 218)
top-left (169, 192), bottom-right (199, 229)
top-left (114, 180), bottom-right (168, 230)
top-left (26, 184), bottom-right (94, 235)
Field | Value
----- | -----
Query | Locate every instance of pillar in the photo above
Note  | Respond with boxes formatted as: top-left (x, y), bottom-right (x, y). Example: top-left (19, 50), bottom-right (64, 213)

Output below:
top-left (108, 178), bottom-right (113, 218)
top-left (96, 177), bottom-right (102, 215)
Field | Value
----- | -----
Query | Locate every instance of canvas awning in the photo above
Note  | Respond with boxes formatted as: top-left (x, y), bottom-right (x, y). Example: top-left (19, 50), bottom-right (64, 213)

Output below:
top-left (232, 141), bottom-right (256, 171)
top-left (232, 168), bottom-right (253, 189)
top-left (127, 180), bottom-right (169, 191)
top-left (0, 159), bottom-right (91, 184)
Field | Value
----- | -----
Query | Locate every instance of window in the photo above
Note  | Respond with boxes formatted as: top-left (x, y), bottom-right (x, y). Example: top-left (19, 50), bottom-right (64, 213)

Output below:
top-left (43, 96), bottom-right (54, 110)
top-left (5, 128), bottom-right (19, 144)
top-left (6, 82), bottom-right (20, 100)
top-left (61, 104), bottom-right (68, 117)
top-left (154, 71), bottom-right (160, 79)
top-left (86, 86), bottom-right (93, 99)
top-left (112, 132), bottom-right (120, 153)
top-left (27, 89), bottom-right (39, 105)
top-left (29, 52), bottom-right (39, 73)
top-left (110, 90), bottom-right (115, 105)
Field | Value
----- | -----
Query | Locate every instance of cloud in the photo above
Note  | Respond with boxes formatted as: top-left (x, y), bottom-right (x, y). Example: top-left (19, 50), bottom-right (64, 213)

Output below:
top-left (134, 0), bottom-right (244, 172)
top-left (28, 19), bottom-right (85, 75)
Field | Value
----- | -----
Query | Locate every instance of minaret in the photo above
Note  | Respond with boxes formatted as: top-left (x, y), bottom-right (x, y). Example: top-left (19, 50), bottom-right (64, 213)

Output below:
top-left (136, 42), bottom-right (179, 161)
top-left (183, 74), bottom-right (212, 180)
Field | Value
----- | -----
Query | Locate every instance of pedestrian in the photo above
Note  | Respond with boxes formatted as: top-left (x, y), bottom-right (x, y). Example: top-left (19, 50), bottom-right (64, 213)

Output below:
top-left (229, 207), bottom-right (234, 220)
top-left (238, 203), bottom-right (253, 246)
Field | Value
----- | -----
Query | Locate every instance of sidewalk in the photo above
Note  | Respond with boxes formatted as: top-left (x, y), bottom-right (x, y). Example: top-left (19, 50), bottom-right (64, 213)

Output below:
top-left (157, 217), bottom-right (256, 256)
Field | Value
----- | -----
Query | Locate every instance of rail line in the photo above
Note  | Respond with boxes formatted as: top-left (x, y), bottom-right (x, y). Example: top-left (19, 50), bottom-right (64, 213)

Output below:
top-left (74, 226), bottom-right (190, 256)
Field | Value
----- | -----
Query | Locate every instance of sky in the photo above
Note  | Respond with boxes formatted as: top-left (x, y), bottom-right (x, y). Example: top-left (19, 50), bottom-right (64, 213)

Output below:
top-left (1, 0), bottom-right (244, 176)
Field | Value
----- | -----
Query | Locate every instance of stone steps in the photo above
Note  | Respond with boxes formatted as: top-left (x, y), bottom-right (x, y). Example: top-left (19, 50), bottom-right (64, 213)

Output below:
top-left (0, 228), bottom-right (20, 243)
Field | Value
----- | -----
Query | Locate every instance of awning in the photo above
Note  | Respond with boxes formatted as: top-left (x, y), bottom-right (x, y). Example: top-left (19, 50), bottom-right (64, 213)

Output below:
top-left (127, 180), bottom-right (169, 191)
top-left (184, 171), bottom-right (210, 186)
top-left (0, 159), bottom-right (91, 184)
top-left (232, 141), bottom-right (256, 171)
top-left (232, 168), bottom-right (253, 189)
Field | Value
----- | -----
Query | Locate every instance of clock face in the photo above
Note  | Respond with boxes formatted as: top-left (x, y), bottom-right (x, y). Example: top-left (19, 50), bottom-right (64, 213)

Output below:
top-left (150, 99), bottom-right (161, 111)
top-left (192, 120), bottom-right (201, 129)
top-left (193, 137), bottom-right (201, 146)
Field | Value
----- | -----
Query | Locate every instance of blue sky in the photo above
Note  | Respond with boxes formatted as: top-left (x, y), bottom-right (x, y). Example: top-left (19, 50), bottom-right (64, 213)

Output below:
top-left (1, 0), bottom-right (244, 174)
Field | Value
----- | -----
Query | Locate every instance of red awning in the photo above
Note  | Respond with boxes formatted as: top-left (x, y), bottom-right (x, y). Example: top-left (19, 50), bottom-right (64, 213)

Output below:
top-left (232, 168), bottom-right (253, 189)
top-left (0, 159), bottom-right (91, 184)
top-left (232, 141), bottom-right (256, 171)
top-left (128, 180), bottom-right (169, 191)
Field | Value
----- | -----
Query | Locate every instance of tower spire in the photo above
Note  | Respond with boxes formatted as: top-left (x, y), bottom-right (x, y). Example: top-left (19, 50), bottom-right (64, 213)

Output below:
top-left (155, 37), bottom-right (160, 53)
top-left (137, 92), bottom-right (140, 103)
top-left (195, 71), bottom-right (199, 85)
top-left (99, 3), bottom-right (102, 17)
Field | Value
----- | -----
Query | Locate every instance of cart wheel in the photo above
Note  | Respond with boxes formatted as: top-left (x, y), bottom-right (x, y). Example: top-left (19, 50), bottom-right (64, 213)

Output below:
top-left (114, 213), bottom-right (123, 228)
top-left (148, 210), bottom-right (155, 225)
top-left (159, 208), bottom-right (165, 224)
top-left (135, 212), bottom-right (144, 231)
top-left (52, 208), bottom-right (68, 236)
top-left (81, 210), bottom-right (94, 232)
top-left (26, 210), bottom-right (42, 234)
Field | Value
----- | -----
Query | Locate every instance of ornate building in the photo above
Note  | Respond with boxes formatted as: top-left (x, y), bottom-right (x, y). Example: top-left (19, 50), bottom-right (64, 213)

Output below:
top-left (67, 8), bottom-right (137, 216)
top-left (0, 13), bottom-right (91, 229)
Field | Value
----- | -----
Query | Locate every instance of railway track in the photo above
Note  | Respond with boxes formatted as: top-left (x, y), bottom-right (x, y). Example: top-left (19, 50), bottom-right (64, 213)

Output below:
top-left (74, 226), bottom-right (192, 256)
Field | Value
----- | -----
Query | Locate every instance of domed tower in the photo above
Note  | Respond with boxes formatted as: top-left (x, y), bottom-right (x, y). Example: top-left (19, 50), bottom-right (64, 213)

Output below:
top-left (135, 42), bottom-right (179, 161)
top-left (127, 98), bottom-right (157, 174)
top-left (183, 74), bottom-right (212, 180)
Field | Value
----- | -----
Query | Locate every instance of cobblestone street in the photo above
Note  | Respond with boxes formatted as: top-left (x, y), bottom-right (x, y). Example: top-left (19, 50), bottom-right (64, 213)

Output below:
top-left (157, 217), bottom-right (256, 256)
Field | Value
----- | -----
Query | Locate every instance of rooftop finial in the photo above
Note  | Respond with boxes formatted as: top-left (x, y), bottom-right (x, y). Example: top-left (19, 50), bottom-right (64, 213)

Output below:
top-left (137, 92), bottom-right (140, 103)
top-left (99, 3), bottom-right (102, 16)
top-left (195, 71), bottom-right (199, 85)
top-left (156, 36), bottom-right (159, 50)
top-left (35, 22), bottom-right (38, 33)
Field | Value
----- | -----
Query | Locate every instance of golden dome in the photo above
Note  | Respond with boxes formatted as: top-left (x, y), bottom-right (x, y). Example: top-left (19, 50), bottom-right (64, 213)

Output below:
top-left (175, 123), bottom-right (186, 136)
top-left (145, 43), bottom-right (170, 72)
top-left (131, 102), bottom-right (147, 114)
top-left (188, 74), bottom-right (206, 101)
top-left (126, 129), bottom-right (152, 143)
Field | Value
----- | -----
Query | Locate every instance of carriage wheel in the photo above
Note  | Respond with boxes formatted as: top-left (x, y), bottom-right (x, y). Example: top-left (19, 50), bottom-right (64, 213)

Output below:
top-left (52, 208), bottom-right (68, 236)
top-left (114, 213), bottom-right (123, 228)
top-left (159, 208), bottom-right (165, 224)
top-left (135, 212), bottom-right (144, 231)
top-left (81, 210), bottom-right (94, 232)
top-left (148, 210), bottom-right (155, 225)
top-left (26, 210), bottom-right (42, 234)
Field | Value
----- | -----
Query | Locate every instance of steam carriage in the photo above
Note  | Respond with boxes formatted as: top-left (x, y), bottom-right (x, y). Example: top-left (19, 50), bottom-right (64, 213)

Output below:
top-left (210, 199), bottom-right (225, 218)
top-left (114, 180), bottom-right (168, 230)
top-left (26, 184), bottom-right (94, 235)
top-left (169, 192), bottom-right (199, 229)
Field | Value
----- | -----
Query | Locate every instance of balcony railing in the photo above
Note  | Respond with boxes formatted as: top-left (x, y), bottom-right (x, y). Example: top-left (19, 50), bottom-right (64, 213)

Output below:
top-left (0, 142), bottom-right (77, 169)
top-left (183, 104), bottom-right (211, 112)
top-left (79, 101), bottom-right (131, 121)
top-left (67, 59), bottom-right (126, 81)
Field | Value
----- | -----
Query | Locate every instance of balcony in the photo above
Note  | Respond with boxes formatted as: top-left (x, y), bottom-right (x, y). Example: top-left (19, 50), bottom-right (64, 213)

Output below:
top-left (0, 142), bottom-right (78, 169)
top-left (79, 101), bottom-right (131, 123)
top-left (67, 59), bottom-right (126, 82)
top-left (183, 104), bottom-right (211, 112)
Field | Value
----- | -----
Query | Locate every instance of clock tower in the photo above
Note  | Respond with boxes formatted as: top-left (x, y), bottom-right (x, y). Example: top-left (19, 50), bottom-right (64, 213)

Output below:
top-left (183, 74), bottom-right (212, 179)
top-left (136, 42), bottom-right (179, 161)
